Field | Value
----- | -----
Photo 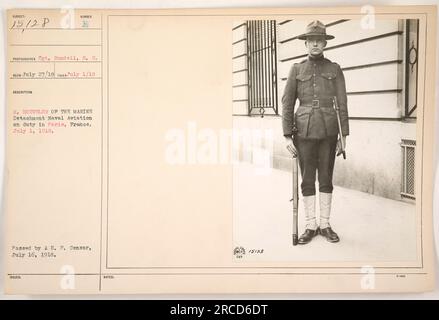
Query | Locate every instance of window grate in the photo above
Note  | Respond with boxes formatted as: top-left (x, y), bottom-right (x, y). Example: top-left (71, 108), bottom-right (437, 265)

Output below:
top-left (246, 20), bottom-right (278, 116)
top-left (401, 139), bottom-right (416, 199)
top-left (404, 19), bottom-right (419, 119)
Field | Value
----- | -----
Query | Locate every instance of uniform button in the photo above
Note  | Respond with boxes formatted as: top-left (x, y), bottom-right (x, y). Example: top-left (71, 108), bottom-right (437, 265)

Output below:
top-left (313, 83), bottom-right (316, 86)
top-left (313, 74), bottom-right (315, 76)
top-left (314, 95), bottom-right (317, 98)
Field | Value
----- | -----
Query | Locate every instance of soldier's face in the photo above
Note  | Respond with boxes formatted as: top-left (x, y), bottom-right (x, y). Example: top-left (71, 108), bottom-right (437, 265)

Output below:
top-left (305, 36), bottom-right (327, 56)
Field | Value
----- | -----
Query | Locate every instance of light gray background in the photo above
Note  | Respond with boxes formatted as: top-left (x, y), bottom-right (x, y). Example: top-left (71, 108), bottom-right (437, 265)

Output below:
top-left (0, 0), bottom-right (438, 299)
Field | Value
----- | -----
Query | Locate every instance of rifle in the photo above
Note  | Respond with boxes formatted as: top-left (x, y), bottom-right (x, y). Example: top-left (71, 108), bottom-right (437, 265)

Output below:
top-left (333, 96), bottom-right (346, 160)
top-left (290, 123), bottom-right (299, 246)
top-left (291, 155), bottom-right (299, 245)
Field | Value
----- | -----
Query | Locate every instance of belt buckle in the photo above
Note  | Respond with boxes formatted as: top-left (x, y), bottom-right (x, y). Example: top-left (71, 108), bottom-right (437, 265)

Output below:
top-left (312, 99), bottom-right (319, 108)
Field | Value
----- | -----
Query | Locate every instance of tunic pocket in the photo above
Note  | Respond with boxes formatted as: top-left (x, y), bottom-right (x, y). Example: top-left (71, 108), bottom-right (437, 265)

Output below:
top-left (294, 106), bottom-right (312, 137)
top-left (321, 72), bottom-right (336, 80)
top-left (321, 72), bottom-right (337, 94)
top-left (320, 107), bottom-right (338, 137)
top-left (296, 74), bottom-right (312, 97)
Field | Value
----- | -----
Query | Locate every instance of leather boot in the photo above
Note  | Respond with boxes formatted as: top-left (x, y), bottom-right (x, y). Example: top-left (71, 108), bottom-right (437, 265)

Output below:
top-left (298, 228), bottom-right (320, 245)
top-left (320, 226), bottom-right (340, 243)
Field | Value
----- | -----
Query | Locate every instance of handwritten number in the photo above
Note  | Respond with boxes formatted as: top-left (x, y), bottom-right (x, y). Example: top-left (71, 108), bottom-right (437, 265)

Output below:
top-left (11, 18), bottom-right (50, 32)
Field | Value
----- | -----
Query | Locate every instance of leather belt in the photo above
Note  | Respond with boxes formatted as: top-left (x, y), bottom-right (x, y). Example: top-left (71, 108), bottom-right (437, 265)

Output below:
top-left (300, 98), bottom-right (333, 108)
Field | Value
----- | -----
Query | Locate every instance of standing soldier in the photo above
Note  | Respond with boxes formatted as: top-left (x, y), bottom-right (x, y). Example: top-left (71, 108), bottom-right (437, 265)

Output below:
top-left (282, 21), bottom-right (349, 245)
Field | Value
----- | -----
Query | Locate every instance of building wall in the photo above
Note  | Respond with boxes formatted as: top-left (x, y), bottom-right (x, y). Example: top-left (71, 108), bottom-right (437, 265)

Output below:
top-left (232, 19), bottom-right (417, 201)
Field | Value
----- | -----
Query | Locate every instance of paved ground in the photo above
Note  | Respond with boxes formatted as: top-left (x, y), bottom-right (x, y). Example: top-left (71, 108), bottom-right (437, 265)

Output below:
top-left (233, 162), bottom-right (418, 264)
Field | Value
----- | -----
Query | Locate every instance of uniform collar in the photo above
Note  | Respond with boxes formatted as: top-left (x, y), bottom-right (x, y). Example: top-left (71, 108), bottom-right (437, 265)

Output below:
top-left (308, 53), bottom-right (325, 62)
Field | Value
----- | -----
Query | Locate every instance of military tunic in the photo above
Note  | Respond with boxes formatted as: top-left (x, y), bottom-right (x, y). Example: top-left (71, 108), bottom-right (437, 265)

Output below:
top-left (282, 54), bottom-right (349, 139)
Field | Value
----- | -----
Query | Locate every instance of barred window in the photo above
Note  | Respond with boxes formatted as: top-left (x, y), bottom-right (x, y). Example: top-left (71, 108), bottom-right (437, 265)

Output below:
top-left (246, 20), bottom-right (278, 116)
top-left (405, 19), bottom-right (418, 119)
top-left (401, 139), bottom-right (416, 199)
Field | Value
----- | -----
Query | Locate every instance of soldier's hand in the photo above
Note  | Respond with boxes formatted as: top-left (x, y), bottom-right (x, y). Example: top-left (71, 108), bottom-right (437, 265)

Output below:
top-left (285, 136), bottom-right (297, 157)
top-left (336, 136), bottom-right (347, 156)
